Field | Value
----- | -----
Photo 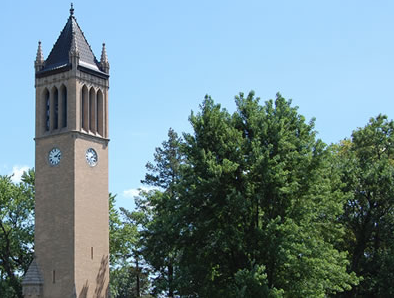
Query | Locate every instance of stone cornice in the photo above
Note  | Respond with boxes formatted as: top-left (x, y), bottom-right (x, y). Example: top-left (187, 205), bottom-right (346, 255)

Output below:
top-left (35, 130), bottom-right (110, 146)
top-left (35, 67), bottom-right (109, 89)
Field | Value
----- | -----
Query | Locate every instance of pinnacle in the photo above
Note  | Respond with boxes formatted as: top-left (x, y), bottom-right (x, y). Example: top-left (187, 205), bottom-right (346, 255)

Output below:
top-left (100, 43), bottom-right (110, 73)
top-left (100, 43), bottom-right (108, 63)
top-left (35, 41), bottom-right (44, 63)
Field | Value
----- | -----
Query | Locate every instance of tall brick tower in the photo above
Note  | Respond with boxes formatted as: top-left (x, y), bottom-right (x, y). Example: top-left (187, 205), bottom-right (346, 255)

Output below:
top-left (22, 5), bottom-right (110, 298)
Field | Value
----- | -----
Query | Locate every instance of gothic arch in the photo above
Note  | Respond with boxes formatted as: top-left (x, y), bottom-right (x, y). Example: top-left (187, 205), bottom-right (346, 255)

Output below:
top-left (81, 85), bottom-right (89, 131)
top-left (42, 88), bottom-right (50, 132)
top-left (51, 86), bottom-right (59, 130)
top-left (97, 89), bottom-right (104, 136)
top-left (59, 84), bottom-right (67, 128)
top-left (89, 87), bottom-right (96, 133)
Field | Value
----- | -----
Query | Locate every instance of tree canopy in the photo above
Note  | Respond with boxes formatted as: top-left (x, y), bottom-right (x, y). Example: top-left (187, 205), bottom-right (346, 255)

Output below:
top-left (335, 115), bottom-right (394, 297)
top-left (133, 92), bottom-right (364, 297)
top-left (0, 170), bottom-right (35, 298)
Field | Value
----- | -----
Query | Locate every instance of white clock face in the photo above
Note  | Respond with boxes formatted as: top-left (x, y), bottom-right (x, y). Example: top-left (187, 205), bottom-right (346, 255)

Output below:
top-left (85, 148), bottom-right (98, 167)
top-left (48, 148), bottom-right (62, 166)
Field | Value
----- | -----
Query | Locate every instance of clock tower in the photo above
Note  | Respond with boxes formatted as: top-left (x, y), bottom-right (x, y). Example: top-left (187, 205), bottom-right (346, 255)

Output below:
top-left (22, 5), bottom-right (110, 298)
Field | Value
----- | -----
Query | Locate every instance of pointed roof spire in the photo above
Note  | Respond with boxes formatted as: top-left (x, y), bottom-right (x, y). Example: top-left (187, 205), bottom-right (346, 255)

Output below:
top-left (35, 41), bottom-right (45, 72)
top-left (100, 43), bottom-right (110, 73)
top-left (22, 258), bottom-right (43, 285)
top-left (35, 41), bottom-right (44, 63)
top-left (36, 5), bottom-right (108, 77)
top-left (22, 258), bottom-right (43, 296)
top-left (100, 43), bottom-right (108, 64)
top-left (70, 3), bottom-right (74, 16)
top-left (39, 9), bottom-right (102, 74)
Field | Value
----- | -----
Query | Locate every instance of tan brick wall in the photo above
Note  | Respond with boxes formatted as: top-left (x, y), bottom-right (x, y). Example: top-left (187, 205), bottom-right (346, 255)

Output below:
top-left (35, 133), bottom-right (76, 297)
top-left (34, 67), bottom-right (110, 297)
top-left (74, 135), bottom-right (109, 297)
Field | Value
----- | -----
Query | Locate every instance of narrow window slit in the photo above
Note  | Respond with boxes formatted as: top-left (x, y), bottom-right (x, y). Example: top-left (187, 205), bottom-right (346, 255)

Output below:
top-left (54, 88), bottom-right (58, 130)
top-left (61, 86), bottom-right (67, 128)
top-left (45, 91), bottom-right (50, 131)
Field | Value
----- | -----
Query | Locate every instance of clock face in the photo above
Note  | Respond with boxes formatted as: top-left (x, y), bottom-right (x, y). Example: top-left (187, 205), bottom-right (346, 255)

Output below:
top-left (48, 148), bottom-right (62, 166)
top-left (85, 148), bottom-right (98, 167)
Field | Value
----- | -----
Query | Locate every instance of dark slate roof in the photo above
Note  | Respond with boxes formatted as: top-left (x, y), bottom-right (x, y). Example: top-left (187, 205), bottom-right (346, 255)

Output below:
top-left (22, 258), bottom-right (43, 285)
top-left (40, 14), bottom-right (101, 73)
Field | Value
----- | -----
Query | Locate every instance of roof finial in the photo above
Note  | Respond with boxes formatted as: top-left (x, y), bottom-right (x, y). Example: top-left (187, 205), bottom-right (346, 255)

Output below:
top-left (36, 41), bottom-right (44, 63)
top-left (35, 41), bottom-right (45, 72)
top-left (101, 43), bottom-right (108, 63)
top-left (100, 43), bottom-right (110, 73)
top-left (70, 3), bottom-right (74, 16)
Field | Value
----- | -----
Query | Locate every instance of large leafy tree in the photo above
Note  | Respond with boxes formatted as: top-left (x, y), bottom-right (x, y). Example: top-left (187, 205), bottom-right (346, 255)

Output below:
top-left (109, 193), bottom-right (137, 266)
top-left (336, 115), bottom-right (394, 297)
top-left (172, 92), bottom-right (358, 297)
top-left (109, 194), bottom-right (150, 298)
top-left (110, 261), bottom-right (151, 298)
top-left (0, 170), bottom-right (35, 298)
top-left (133, 128), bottom-right (184, 297)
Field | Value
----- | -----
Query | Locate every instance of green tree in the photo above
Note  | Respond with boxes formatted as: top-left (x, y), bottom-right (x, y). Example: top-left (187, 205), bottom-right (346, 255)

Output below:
top-left (110, 261), bottom-right (151, 298)
top-left (109, 194), bottom-right (148, 298)
top-left (0, 170), bottom-right (35, 298)
top-left (336, 115), bottom-right (394, 297)
top-left (173, 92), bottom-right (358, 297)
top-left (109, 193), bottom-right (137, 266)
top-left (134, 128), bottom-right (184, 297)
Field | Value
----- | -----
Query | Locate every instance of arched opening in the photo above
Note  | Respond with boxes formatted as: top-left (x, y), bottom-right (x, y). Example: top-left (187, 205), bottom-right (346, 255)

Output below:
top-left (82, 85), bottom-right (89, 131)
top-left (89, 88), bottom-right (96, 133)
top-left (97, 90), bottom-right (104, 136)
top-left (51, 87), bottom-right (59, 130)
top-left (43, 89), bottom-right (50, 132)
top-left (60, 85), bottom-right (67, 128)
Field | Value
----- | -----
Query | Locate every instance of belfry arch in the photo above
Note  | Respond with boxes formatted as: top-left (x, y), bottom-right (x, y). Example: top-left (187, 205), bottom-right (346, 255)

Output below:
top-left (42, 88), bottom-right (50, 133)
top-left (89, 87), bottom-right (96, 133)
top-left (50, 86), bottom-right (58, 130)
top-left (82, 85), bottom-right (89, 132)
top-left (97, 89), bottom-right (104, 136)
top-left (59, 84), bottom-right (67, 129)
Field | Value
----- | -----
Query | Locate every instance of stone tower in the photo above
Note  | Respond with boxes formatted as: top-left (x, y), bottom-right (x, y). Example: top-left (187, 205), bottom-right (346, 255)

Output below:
top-left (22, 5), bottom-right (110, 298)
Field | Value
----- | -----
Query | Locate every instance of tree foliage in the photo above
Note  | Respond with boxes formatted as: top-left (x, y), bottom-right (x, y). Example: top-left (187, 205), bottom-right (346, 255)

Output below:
top-left (109, 194), bottom-right (150, 298)
top-left (133, 128), bottom-right (184, 297)
top-left (336, 115), bottom-right (394, 297)
top-left (176, 92), bottom-right (358, 297)
top-left (135, 92), bottom-right (360, 297)
top-left (0, 170), bottom-right (35, 298)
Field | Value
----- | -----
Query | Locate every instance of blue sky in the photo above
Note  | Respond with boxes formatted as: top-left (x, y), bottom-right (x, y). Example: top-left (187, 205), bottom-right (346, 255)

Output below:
top-left (1, 1), bottom-right (393, 210)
